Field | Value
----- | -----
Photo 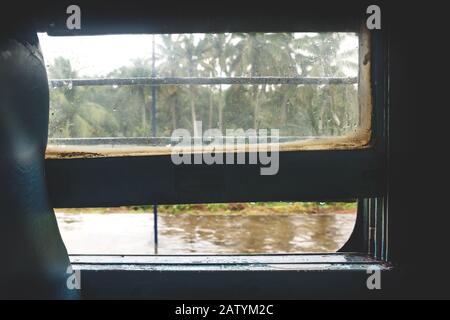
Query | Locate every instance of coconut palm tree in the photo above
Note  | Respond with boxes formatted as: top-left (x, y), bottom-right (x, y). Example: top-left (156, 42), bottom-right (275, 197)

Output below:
top-left (230, 33), bottom-right (299, 130)
top-left (291, 33), bottom-right (358, 136)
top-left (199, 33), bottom-right (233, 131)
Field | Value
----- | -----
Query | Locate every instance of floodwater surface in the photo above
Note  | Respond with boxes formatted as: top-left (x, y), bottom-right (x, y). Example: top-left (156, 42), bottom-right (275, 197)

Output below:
top-left (56, 212), bottom-right (356, 254)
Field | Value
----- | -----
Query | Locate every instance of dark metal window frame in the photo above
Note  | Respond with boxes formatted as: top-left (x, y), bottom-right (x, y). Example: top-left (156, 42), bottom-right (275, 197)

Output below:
top-left (38, 7), bottom-right (389, 290)
top-left (45, 29), bottom-right (386, 208)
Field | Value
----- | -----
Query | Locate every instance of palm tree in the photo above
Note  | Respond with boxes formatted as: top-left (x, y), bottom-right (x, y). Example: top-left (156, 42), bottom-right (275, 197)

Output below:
top-left (48, 57), bottom-right (121, 138)
top-left (262, 33), bottom-right (298, 132)
top-left (230, 33), bottom-right (296, 130)
top-left (108, 58), bottom-right (152, 136)
top-left (179, 34), bottom-right (210, 136)
top-left (200, 33), bottom-right (233, 131)
top-left (291, 33), bottom-right (358, 136)
top-left (157, 34), bottom-right (190, 132)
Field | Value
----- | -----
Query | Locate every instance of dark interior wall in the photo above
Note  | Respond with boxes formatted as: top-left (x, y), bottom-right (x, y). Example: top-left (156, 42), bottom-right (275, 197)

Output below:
top-left (0, 0), bottom-right (448, 298)
top-left (385, 2), bottom-right (449, 298)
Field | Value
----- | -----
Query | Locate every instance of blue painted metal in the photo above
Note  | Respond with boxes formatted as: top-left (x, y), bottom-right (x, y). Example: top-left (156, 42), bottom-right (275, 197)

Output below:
top-left (151, 35), bottom-right (159, 250)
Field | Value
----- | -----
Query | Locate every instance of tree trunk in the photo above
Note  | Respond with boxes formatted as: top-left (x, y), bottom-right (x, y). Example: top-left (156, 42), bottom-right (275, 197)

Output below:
top-left (280, 87), bottom-right (291, 128)
top-left (218, 85), bottom-right (223, 131)
top-left (139, 86), bottom-right (147, 132)
top-left (253, 85), bottom-right (265, 130)
top-left (189, 85), bottom-right (198, 136)
top-left (171, 93), bottom-right (177, 131)
top-left (329, 86), bottom-right (338, 135)
top-left (208, 90), bottom-right (213, 129)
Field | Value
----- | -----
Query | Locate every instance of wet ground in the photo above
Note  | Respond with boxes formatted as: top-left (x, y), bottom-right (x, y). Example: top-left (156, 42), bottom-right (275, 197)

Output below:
top-left (56, 212), bottom-right (356, 254)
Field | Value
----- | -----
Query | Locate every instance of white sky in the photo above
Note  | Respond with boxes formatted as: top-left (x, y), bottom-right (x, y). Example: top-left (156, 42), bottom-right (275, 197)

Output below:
top-left (37, 33), bottom-right (358, 78)
top-left (38, 33), bottom-right (155, 77)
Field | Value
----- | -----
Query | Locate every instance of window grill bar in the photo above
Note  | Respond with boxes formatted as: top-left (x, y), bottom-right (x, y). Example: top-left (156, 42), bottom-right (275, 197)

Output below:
top-left (151, 35), bottom-right (159, 252)
top-left (49, 76), bottom-right (357, 88)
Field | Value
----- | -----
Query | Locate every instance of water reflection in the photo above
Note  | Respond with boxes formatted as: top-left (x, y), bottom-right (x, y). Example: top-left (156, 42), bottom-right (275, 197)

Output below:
top-left (56, 213), bottom-right (356, 254)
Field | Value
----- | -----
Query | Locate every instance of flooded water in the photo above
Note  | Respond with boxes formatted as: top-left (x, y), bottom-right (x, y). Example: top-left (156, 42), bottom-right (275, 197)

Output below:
top-left (56, 213), bottom-right (356, 255)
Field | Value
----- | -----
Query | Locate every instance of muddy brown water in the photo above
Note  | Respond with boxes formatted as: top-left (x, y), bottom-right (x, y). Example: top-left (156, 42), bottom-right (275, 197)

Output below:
top-left (56, 212), bottom-right (356, 254)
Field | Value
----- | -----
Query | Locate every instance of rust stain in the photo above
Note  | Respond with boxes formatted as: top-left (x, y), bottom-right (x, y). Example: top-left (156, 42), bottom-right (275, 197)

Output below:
top-left (363, 52), bottom-right (370, 65)
top-left (46, 150), bottom-right (105, 159)
top-left (45, 130), bottom-right (371, 160)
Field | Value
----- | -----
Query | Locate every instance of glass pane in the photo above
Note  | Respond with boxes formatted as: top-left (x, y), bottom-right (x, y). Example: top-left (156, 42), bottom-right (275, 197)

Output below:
top-left (38, 32), bottom-right (367, 157)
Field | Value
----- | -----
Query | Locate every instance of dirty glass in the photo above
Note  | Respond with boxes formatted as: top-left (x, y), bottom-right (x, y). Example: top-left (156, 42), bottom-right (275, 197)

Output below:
top-left (37, 32), bottom-right (365, 157)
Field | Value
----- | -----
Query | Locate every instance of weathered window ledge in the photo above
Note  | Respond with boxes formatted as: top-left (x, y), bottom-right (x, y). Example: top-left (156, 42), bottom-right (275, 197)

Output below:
top-left (71, 253), bottom-right (391, 272)
top-left (69, 254), bottom-right (392, 299)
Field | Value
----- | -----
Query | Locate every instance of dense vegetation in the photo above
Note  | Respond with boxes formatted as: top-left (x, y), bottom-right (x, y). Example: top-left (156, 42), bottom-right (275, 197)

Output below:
top-left (58, 202), bottom-right (357, 215)
top-left (47, 32), bottom-right (359, 141)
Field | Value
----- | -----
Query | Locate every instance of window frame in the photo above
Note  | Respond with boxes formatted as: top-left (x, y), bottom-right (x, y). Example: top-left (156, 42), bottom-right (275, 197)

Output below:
top-left (31, 3), bottom-right (392, 299)
top-left (44, 28), bottom-right (386, 209)
top-left (70, 252), bottom-right (391, 299)
top-left (39, 3), bottom-right (388, 265)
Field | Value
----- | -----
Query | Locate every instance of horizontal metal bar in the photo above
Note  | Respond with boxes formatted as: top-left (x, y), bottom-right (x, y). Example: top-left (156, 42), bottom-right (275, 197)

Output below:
top-left (49, 76), bottom-right (358, 88)
top-left (49, 137), bottom-right (171, 146)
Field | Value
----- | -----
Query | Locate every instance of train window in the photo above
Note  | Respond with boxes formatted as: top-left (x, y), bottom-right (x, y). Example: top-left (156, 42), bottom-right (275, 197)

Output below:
top-left (40, 24), bottom-right (385, 259)
top-left (38, 30), bottom-right (371, 159)
top-left (1, 2), bottom-right (390, 300)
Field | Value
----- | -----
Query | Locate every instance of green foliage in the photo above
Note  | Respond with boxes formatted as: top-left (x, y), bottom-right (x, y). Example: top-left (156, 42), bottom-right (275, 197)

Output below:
top-left (156, 201), bottom-right (357, 215)
top-left (46, 34), bottom-right (359, 218)
top-left (60, 202), bottom-right (357, 215)
top-left (48, 32), bottom-right (359, 140)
